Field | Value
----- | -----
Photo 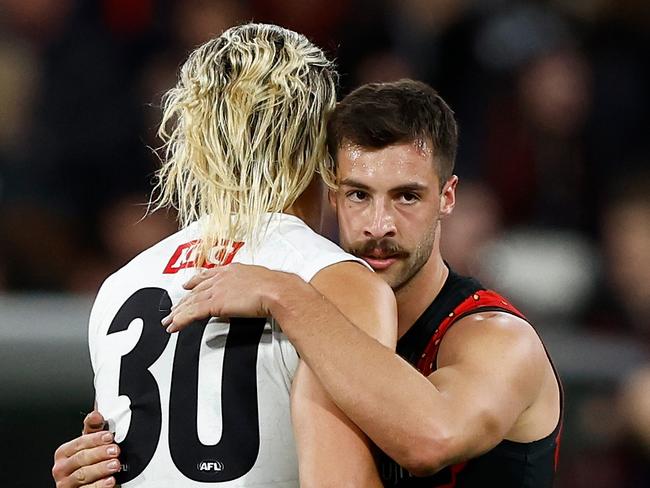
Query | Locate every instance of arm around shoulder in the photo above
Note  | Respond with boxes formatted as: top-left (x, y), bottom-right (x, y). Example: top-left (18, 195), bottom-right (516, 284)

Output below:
top-left (265, 260), bottom-right (397, 353)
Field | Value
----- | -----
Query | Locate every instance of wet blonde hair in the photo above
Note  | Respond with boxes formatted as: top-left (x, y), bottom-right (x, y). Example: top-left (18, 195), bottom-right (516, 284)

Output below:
top-left (152, 23), bottom-right (337, 264)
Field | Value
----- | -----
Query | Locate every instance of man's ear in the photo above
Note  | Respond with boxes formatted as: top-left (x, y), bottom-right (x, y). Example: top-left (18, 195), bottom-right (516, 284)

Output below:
top-left (440, 175), bottom-right (458, 218)
top-left (328, 187), bottom-right (337, 211)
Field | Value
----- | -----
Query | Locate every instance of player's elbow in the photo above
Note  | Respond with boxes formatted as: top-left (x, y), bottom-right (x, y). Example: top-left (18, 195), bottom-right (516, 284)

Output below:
top-left (396, 426), bottom-right (456, 477)
top-left (398, 409), bottom-right (504, 477)
top-left (412, 409), bottom-right (508, 476)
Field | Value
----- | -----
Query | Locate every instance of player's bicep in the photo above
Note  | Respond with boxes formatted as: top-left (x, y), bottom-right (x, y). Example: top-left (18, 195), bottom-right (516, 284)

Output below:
top-left (291, 361), bottom-right (382, 488)
top-left (429, 314), bottom-right (546, 457)
top-left (309, 262), bottom-right (397, 349)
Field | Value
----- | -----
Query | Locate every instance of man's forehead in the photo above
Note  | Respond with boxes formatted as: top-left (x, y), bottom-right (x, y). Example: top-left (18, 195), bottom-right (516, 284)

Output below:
top-left (337, 165), bottom-right (438, 193)
top-left (340, 140), bottom-right (364, 162)
top-left (335, 140), bottom-right (438, 185)
top-left (338, 138), bottom-right (434, 160)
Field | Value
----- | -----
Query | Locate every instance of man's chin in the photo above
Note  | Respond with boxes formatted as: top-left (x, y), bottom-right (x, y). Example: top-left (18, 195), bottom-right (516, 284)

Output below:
top-left (362, 262), bottom-right (404, 290)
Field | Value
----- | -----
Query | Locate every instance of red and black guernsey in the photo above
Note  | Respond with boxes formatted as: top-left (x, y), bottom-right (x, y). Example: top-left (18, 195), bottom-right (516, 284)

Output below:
top-left (379, 268), bottom-right (563, 488)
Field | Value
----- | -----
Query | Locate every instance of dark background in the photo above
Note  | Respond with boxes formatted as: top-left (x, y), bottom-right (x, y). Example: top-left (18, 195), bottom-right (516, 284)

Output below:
top-left (0, 0), bottom-right (648, 486)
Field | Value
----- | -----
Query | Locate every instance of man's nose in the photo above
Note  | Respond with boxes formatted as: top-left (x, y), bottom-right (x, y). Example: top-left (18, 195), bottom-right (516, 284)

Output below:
top-left (364, 201), bottom-right (396, 239)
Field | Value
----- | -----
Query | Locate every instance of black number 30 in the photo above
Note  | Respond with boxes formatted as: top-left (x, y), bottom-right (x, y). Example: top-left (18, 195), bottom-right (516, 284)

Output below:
top-left (106, 288), bottom-right (266, 483)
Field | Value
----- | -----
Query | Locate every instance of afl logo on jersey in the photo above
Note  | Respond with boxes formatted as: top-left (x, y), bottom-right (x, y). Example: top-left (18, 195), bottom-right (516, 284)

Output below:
top-left (197, 460), bottom-right (225, 472)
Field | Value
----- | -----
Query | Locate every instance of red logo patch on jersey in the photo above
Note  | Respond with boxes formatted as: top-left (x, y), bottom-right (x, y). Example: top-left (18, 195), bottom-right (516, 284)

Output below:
top-left (163, 239), bottom-right (244, 274)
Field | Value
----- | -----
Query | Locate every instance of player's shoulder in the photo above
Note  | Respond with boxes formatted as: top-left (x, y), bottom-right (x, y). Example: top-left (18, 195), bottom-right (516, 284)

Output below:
top-left (256, 213), bottom-right (367, 281)
top-left (441, 310), bottom-right (545, 368)
top-left (433, 271), bottom-right (541, 357)
top-left (263, 213), bottom-right (342, 254)
top-left (312, 259), bottom-right (395, 314)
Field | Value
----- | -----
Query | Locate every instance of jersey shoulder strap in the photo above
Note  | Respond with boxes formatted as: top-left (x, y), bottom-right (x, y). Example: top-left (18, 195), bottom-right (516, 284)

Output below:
top-left (415, 289), bottom-right (527, 375)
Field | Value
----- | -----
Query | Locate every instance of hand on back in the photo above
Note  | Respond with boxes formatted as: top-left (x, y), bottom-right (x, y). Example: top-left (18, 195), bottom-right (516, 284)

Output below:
top-left (163, 264), bottom-right (295, 332)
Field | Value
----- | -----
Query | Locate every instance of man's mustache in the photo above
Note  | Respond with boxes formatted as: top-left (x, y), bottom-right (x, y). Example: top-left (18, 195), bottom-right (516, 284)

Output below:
top-left (349, 239), bottom-right (409, 258)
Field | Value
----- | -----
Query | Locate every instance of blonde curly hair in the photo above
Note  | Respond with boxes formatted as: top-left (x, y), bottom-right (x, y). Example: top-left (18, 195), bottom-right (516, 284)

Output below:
top-left (152, 23), bottom-right (337, 264)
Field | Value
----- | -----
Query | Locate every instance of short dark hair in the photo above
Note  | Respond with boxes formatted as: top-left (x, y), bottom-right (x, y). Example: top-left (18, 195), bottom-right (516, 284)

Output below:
top-left (327, 79), bottom-right (458, 186)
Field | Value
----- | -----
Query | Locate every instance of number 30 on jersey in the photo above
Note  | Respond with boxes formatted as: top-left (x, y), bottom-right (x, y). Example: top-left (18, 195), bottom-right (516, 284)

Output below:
top-left (107, 287), bottom-right (265, 483)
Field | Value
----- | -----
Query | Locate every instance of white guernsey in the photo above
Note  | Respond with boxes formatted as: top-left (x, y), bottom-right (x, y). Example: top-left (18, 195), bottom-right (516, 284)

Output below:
top-left (52, 23), bottom-right (394, 488)
top-left (89, 213), bottom-right (365, 487)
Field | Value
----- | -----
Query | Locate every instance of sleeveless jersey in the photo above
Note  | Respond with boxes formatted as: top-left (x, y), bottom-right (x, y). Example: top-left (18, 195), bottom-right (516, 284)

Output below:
top-left (379, 268), bottom-right (563, 488)
top-left (89, 213), bottom-right (366, 487)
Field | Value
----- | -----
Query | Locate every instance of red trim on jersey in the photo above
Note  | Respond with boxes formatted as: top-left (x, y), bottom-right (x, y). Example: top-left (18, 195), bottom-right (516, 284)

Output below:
top-left (439, 461), bottom-right (468, 488)
top-left (163, 240), bottom-right (244, 274)
top-left (415, 290), bottom-right (526, 376)
top-left (414, 288), bottom-right (564, 476)
top-left (554, 423), bottom-right (563, 471)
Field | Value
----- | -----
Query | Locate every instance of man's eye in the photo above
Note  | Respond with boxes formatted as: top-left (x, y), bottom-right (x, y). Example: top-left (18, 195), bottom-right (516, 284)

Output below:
top-left (347, 191), bottom-right (367, 202)
top-left (399, 193), bottom-right (419, 203)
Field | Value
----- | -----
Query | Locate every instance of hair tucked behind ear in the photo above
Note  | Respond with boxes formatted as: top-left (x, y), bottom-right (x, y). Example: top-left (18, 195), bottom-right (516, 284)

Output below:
top-left (151, 23), bottom-right (337, 265)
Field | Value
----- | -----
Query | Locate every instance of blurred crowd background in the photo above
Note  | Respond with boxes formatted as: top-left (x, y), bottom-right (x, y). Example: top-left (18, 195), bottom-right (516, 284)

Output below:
top-left (0, 0), bottom-right (648, 486)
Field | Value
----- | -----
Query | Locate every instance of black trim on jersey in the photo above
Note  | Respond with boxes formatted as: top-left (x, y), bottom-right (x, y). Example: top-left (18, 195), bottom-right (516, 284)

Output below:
top-left (397, 267), bottom-right (483, 364)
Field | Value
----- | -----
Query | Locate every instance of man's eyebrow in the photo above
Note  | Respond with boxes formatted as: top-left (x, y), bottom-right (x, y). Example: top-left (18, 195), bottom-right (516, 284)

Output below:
top-left (338, 179), bottom-right (429, 193)
top-left (391, 183), bottom-right (428, 192)
top-left (339, 178), bottom-right (371, 190)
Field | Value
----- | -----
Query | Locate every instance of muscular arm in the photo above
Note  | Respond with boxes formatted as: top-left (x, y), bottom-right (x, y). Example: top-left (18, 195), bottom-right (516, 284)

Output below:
top-left (290, 262), bottom-right (395, 486)
top-left (291, 362), bottom-right (383, 487)
top-left (266, 274), bottom-right (553, 475)
top-left (166, 263), bottom-right (554, 476)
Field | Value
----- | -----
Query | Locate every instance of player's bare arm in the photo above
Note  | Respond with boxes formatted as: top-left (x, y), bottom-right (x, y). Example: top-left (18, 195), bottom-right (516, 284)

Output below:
top-left (288, 261), bottom-right (396, 487)
top-left (165, 263), bottom-right (558, 476)
top-left (274, 297), bottom-right (557, 476)
top-left (164, 262), bottom-right (396, 348)
top-left (416, 312), bottom-right (559, 472)
top-left (291, 362), bottom-right (384, 487)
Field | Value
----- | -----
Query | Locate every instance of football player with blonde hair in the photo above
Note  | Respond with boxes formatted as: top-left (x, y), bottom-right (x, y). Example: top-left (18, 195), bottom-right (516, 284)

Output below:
top-left (52, 23), bottom-right (395, 488)
top-left (153, 22), bottom-right (340, 261)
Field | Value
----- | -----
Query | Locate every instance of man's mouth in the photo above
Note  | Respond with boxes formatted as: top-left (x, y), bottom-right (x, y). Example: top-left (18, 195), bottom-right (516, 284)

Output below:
top-left (353, 240), bottom-right (406, 271)
top-left (362, 254), bottom-right (400, 271)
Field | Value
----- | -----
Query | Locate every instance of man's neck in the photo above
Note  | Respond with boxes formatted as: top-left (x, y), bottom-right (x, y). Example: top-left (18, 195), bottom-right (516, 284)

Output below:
top-left (285, 177), bottom-right (324, 233)
top-left (394, 252), bottom-right (448, 339)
